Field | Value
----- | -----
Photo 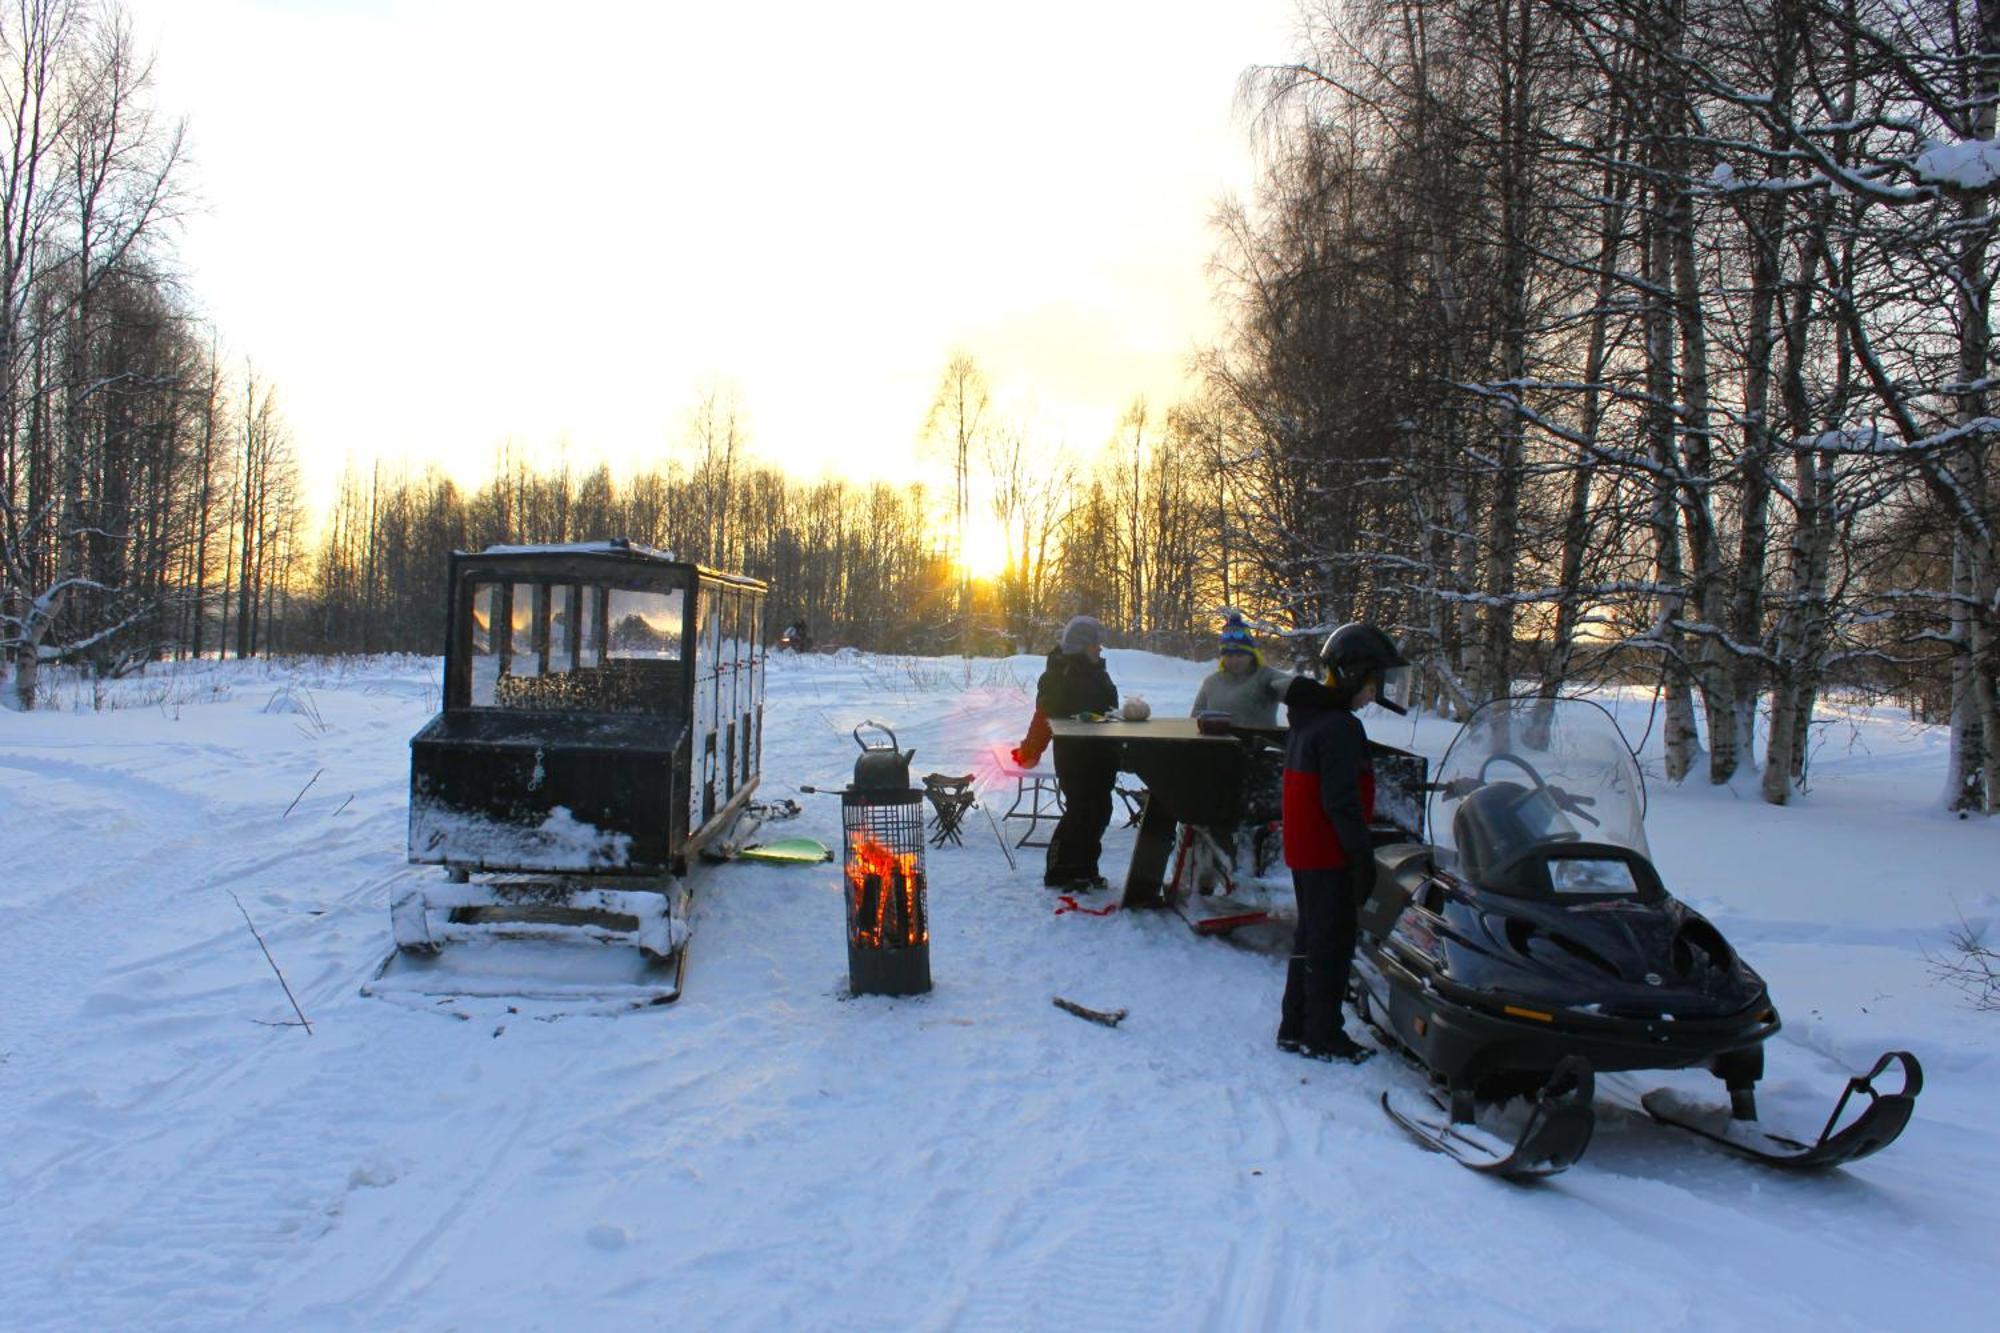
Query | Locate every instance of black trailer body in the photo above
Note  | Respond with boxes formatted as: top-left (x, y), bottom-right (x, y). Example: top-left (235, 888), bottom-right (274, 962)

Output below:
top-left (375, 542), bottom-right (768, 1007)
top-left (407, 542), bottom-right (768, 877)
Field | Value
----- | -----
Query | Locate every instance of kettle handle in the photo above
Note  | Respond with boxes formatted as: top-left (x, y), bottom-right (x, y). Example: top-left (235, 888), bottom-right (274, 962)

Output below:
top-left (853, 719), bottom-right (900, 753)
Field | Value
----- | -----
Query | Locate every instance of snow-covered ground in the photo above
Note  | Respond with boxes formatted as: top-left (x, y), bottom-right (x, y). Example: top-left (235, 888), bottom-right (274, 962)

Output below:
top-left (1, 649), bottom-right (1995, 1331)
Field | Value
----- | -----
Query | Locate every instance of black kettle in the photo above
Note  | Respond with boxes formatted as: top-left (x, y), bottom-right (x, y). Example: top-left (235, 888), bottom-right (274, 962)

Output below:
top-left (850, 721), bottom-right (915, 792)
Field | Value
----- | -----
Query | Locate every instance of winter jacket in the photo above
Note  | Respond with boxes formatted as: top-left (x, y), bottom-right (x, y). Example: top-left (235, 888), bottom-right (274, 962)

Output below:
top-left (1035, 648), bottom-right (1118, 720)
top-left (1011, 708), bottom-right (1054, 767)
top-left (1190, 663), bottom-right (1291, 728)
top-left (1281, 675), bottom-right (1376, 870)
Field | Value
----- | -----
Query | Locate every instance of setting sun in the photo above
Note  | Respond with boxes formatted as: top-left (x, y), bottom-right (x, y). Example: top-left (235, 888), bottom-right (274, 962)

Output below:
top-left (957, 516), bottom-right (1014, 582)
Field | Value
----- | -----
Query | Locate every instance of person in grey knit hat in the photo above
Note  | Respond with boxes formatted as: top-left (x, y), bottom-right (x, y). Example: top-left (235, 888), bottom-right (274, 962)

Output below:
top-left (1036, 614), bottom-right (1119, 889)
top-left (1059, 614), bottom-right (1104, 655)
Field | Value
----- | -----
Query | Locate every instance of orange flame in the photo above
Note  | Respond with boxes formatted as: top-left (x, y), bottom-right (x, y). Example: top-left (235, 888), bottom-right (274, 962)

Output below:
top-left (846, 831), bottom-right (927, 949)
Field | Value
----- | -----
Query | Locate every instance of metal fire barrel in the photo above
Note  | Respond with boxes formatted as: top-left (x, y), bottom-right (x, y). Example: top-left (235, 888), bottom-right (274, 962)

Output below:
top-left (841, 722), bottom-right (931, 997)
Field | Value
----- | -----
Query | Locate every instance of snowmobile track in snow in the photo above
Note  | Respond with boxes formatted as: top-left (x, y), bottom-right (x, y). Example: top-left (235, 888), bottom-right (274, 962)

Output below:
top-left (0, 1019), bottom-right (585, 1331)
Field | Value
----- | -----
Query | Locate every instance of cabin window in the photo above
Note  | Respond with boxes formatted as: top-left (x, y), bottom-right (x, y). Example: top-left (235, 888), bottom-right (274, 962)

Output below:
top-left (471, 583), bottom-right (496, 656)
top-left (468, 582), bottom-right (512, 704)
top-left (465, 578), bottom-right (683, 713)
top-left (606, 587), bottom-right (684, 661)
top-left (546, 585), bottom-right (575, 674)
top-left (576, 585), bottom-right (603, 667)
top-left (699, 584), bottom-right (723, 727)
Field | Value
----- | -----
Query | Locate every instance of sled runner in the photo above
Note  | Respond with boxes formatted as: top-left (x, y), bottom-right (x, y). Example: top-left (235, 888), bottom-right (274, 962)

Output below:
top-left (363, 877), bottom-right (695, 1011)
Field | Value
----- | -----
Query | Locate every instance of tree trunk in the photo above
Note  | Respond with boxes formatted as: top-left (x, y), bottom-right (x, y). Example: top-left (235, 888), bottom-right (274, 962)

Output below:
top-left (1478, 0), bottom-right (1534, 709)
top-left (12, 641), bottom-right (37, 710)
top-left (1732, 3), bottom-right (1800, 791)
top-left (1943, 0), bottom-right (2000, 812)
top-left (1643, 132), bottom-right (1699, 782)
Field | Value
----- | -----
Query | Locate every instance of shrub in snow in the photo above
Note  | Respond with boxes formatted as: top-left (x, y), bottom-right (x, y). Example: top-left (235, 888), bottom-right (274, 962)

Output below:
top-left (1931, 918), bottom-right (2000, 1012)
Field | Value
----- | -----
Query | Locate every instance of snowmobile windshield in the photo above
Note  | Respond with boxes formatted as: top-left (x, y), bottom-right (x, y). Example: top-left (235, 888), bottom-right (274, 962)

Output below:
top-left (1431, 696), bottom-right (1649, 887)
top-left (1376, 664), bottom-right (1413, 715)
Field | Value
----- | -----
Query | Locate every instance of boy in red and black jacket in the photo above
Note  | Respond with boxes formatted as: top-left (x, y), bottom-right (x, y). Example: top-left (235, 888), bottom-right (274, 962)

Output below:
top-left (1278, 622), bottom-right (1409, 1063)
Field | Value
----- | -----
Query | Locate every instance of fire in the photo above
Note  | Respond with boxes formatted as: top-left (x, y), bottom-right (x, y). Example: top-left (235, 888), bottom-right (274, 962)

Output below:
top-left (846, 831), bottom-right (928, 949)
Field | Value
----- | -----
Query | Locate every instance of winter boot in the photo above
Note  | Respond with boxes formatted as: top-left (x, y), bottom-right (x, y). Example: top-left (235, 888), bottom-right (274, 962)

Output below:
top-left (1277, 957), bottom-right (1308, 1051)
top-left (1297, 1031), bottom-right (1372, 1064)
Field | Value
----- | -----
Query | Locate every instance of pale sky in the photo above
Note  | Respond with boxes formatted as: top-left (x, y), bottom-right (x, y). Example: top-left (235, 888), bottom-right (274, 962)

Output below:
top-left (127, 0), bottom-right (1305, 511)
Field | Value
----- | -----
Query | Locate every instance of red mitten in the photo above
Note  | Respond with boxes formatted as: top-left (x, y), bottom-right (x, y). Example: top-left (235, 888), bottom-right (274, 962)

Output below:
top-left (1015, 708), bottom-right (1053, 766)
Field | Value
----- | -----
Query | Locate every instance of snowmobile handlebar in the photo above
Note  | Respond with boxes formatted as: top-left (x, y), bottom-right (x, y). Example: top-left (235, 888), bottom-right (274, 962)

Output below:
top-left (1425, 774), bottom-right (1601, 827)
top-left (1552, 787), bottom-right (1600, 826)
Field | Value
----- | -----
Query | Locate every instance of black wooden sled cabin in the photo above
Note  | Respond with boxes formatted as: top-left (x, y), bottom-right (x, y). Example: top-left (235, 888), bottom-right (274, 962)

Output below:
top-left (371, 541), bottom-right (768, 1007)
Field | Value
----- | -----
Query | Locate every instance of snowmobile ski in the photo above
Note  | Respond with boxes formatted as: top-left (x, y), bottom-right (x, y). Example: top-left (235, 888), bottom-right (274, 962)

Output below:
top-left (1640, 1050), bottom-right (1922, 1171)
top-left (1381, 1056), bottom-right (1597, 1181)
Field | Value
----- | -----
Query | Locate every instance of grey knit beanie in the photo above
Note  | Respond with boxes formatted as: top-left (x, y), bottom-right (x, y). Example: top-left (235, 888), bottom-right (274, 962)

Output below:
top-left (1060, 615), bottom-right (1104, 654)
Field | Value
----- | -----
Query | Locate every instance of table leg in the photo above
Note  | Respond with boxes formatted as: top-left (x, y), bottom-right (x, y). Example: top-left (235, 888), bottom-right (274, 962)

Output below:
top-left (1121, 791), bottom-right (1177, 908)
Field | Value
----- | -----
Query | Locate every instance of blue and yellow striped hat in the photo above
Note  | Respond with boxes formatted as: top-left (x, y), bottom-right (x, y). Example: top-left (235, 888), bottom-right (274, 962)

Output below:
top-left (1219, 614), bottom-right (1261, 666)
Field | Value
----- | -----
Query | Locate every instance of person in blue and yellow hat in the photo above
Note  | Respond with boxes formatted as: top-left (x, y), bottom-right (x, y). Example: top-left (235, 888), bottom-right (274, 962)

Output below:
top-left (1182, 614), bottom-right (1293, 888)
top-left (1190, 613), bottom-right (1291, 727)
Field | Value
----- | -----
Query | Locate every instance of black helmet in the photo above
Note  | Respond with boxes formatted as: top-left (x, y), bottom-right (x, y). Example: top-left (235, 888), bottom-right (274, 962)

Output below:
top-left (1318, 622), bottom-right (1412, 714)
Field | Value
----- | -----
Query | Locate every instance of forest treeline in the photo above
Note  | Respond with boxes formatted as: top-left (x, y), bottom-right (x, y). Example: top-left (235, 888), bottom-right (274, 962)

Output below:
top-left (1196, 0), bottom-right (2000, 812)
top-left (301, 380), bottom-right (1252, 667)
top-left (3, 1), bottom-right (1996, 814)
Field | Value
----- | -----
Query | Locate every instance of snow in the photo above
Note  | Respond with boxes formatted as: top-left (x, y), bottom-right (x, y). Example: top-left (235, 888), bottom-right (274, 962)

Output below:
top-left (1913, 137), bottom-right (2000, 191)
top-left (2, 649), bottom-right (1997, 1330)
top-left (475, 540), bottom-right (677, 560)
top-left (407, 799), bottom-right (636, 872)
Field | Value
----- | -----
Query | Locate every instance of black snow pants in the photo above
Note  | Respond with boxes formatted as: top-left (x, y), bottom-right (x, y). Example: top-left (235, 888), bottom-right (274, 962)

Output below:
top-left (1279, 865), bottom-right (1359, 1048)
top-left (1045, 737), bottom-right (1116, 885)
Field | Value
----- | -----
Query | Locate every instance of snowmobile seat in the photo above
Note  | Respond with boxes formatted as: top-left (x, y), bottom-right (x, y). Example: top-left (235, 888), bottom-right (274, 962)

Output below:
top-left (1359, 842), bottom-right (1433, 939)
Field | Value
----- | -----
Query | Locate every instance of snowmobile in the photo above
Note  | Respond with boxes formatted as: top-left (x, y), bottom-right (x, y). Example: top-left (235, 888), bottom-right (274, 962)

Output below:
top-left (364, 541), bottom-right (770, 1014)
top-left (1354, 695), bottom-right (1922, 1179)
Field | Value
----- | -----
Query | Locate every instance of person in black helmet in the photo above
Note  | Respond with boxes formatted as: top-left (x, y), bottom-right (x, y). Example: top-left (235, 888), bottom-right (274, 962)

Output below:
top-left (1276, 621), bottom-right (1411, 1062)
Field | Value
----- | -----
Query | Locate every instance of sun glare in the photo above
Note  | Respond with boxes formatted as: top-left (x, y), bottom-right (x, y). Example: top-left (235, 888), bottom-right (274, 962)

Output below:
top-left (958, 518), bottom-right (1013, 582)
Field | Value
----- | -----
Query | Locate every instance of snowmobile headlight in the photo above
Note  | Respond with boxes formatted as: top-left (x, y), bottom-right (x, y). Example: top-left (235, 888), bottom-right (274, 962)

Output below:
top-left (1376, 665), bottom-right (1412, 715)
